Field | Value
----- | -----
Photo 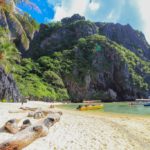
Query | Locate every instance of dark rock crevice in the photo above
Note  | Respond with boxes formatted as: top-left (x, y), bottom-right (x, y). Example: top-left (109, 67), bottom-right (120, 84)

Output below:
top-left (0, 68), bottom-right (20, 102)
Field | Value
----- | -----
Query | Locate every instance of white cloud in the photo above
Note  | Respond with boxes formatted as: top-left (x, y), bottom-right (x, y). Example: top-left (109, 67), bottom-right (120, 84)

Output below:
top-left (47, 0), bottom-right (150, 44)
top-left (47, 0), bottom-right (102, 21)
top-left (89, 1), bottom-right (100, 11)
top-left (135, 0), bottom-right (150, 43)
top-left (52, 0), bottom-right (89, 21)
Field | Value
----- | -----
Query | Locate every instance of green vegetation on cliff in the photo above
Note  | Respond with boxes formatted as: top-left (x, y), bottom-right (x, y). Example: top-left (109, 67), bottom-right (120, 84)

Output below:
top-left (0, 27), bottom-right (20, 73)
top-left (13, 33), bottom-right (150, 101)
top-left (1, 11), bottom-right (150, 101)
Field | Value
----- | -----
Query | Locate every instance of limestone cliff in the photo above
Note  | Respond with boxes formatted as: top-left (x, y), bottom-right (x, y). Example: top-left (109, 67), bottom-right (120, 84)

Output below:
top-left (0, 67), bottom-right (20, 102)
top-left (28, 14), bottom-right (150, 101)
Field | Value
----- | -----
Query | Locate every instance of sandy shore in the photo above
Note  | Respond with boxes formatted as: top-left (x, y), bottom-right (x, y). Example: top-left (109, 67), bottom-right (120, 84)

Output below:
top-left (0, 102), bottom-right (150, 150)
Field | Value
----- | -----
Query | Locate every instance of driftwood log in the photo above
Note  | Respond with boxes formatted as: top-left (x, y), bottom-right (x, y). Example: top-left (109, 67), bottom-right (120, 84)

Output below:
top-left (28, 110), bottom-right (63, 119)
top-left (19, 107), bottom-right (39, 112)
top-left (28, 111), bottom-right (45, 119)
top-left (8, 110), bottom-right (25, 114)
top-left (20, 119), bottom-right (32, 131)
top-left (4, 119), bottom-right (20, 134)
top-left (0, 112), bottom-right (62, 150)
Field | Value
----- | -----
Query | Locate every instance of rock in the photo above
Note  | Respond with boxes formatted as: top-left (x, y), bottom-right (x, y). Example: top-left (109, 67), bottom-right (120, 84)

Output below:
top-left (96, 22), bottom-right (150, 59)
top-left (17, 14), bottom-right (150, 101)
top-left (29, 15), bottom-right (98, 58)
top-left (0, 67), bottom-right (21, 102)
top-left (108, 89), bottom-right (117, 100)
top-left (65, 35), bottom-right (149, 101)
top-left (61, 14), bottom-right (85, 25)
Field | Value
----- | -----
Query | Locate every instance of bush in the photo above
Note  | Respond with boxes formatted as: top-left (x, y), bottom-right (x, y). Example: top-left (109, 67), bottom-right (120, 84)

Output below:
top-left (1, 99), bottom-right (7, 103)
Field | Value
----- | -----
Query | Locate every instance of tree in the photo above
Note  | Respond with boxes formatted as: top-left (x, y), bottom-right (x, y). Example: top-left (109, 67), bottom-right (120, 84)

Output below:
top-left (0, 28), bottom-right (20, 73)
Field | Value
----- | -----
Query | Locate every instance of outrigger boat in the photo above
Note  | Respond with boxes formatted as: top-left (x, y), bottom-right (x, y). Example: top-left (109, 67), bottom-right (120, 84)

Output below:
top-left (144, 103), bottom-right (150, 107)
top-left (77, 104), bottom-right (104, 111)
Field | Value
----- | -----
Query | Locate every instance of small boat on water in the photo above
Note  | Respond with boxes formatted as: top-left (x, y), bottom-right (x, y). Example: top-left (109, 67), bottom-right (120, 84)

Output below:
top-left (144, 103), bottom-right (150, 106)
top-left (77, 104), bottom-right (104, 111)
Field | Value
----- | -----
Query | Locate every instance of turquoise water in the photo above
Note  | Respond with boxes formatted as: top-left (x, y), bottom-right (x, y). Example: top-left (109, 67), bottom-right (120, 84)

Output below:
top-left (104, 103), bottom-right (150, 116)
top-left (57, 102), bottom-right (150, 116)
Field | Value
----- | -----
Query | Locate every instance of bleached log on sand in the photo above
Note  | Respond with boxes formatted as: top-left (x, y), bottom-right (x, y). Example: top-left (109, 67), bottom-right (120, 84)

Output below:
top-left (20, 119), bottom-right (32, 131)
top-left (8, 110), bottom-right (25, 114)
top-left (0, 113), bottom-right (62, 150)
top-left (4, 119), bottom-right (20, 134)
top-left (19, 107), bottom-right (39, 111)
top-left (28, 110), bottom-right (63, 119)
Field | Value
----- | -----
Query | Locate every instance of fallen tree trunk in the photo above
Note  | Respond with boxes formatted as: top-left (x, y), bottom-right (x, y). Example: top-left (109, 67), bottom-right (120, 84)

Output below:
top-left (28, 110), bottom-right (63, 119)
top-left (28, 111), bottom-right (45, 119)
top-left (19, 107), bottom-right (39, 111)
top-left (4, 119), bottom-right (20, 134)
top-left (0, 113), bottom-right (62, 150)
top-left (8, 110), bottom-right (25, 114)
top-left (20, 119), bottom-right (32, 131)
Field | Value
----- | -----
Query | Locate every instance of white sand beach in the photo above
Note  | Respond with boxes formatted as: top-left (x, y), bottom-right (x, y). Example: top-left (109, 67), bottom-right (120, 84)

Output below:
top-left (0, 102), bottom-right (150, 150)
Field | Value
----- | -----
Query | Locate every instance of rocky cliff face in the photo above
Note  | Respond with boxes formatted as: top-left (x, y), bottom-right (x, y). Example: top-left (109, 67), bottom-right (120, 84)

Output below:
top-left (28, 14), bottom-right (150, 101)
top-left (96, 22), bottom-right (150, 60)
top-left (1, 12), bottom-right (150, 101)
top-left (64, 35), bottom-right (150, 101)
top-left (0, 67), bottom-right (20, 102)
top-left (28, 14), bottom-right (98, 58)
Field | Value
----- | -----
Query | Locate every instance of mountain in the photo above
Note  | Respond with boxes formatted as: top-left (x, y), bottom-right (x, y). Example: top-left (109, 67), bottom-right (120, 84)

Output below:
top-left (96, 22), bottom-right (150, 60)
top-left (25, 14), bottom-right (150, 101)
top-left (0, 12), bottom-right (150, 102)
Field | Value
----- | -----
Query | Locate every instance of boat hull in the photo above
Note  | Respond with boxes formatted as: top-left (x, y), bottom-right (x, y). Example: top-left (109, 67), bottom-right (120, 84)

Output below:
top-left (79, 105), bottom-right (104, 111)
top-left (144, 103), bottom-right (150, 107)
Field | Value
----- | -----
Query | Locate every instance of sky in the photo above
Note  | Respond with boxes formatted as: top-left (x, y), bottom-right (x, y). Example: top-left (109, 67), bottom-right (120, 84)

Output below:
top-left (18, 0), bottom-right (150, 44)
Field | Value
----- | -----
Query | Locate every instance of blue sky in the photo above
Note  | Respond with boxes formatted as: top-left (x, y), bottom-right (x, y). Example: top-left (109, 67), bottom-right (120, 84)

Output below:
top-left (18, 0), bottom-right (150, 43)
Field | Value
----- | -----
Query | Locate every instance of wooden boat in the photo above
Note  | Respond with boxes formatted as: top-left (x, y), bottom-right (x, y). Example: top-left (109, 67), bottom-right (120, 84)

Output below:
top-left (144, 103), bottom-right (150, 106)
top-left (77, 104), bottom-right (104, 111)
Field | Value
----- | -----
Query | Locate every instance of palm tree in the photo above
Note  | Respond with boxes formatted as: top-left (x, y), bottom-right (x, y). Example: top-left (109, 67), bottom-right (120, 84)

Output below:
top-left (0, 28), bottom-right (20, 73)
top-left (0, 0), bottom-right (39, 51)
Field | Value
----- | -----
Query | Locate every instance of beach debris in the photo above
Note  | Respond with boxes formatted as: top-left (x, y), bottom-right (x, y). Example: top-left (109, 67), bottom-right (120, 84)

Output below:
top-left (4, 119), bottom-right (20, 134)
top-left (34, 111), bottom-right (45, 119)
top-left (50, 104), bottom-right (55, 108)
top-left (0, 112), bottom-right (62, 150)
top-left (28, 110), bottom-right (63, 119)
top-left (20, 119), bottom-right (32, 130)
top-left (8, 110), bottom-right (25, 113)
top-left (19, 107), bottom-right (39, 111)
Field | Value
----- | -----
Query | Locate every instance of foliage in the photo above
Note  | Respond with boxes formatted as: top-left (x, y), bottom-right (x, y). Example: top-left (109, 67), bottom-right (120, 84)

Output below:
top-left (1, 99), bottom-right (7, 103)
top-left (13, 57), bottom-right (70, 101)
top-left (43, 70), bottom-right (64, 88)
top-left (1, 9), bottom-right (150, 102)
top-left (15, 12), bottom-right (39, 37)
top-left (68, 34), bottom-right (150, 91)
top-left (0, 27), bottom-right (20, 73)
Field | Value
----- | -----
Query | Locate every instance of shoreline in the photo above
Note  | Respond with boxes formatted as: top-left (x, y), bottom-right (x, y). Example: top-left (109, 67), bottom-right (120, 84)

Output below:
top-left (0, 101), bottom-right (150, 150)
top-left (57, 107), bottom-right (150, 120)
top-left (56, 103), bottom-right (150, 119)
